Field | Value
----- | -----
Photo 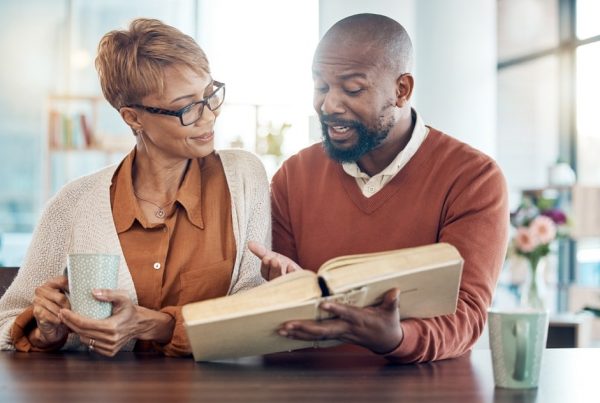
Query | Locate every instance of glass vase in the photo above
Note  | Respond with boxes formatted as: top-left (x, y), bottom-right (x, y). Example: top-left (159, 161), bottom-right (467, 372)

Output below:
top-left (520, 257), bottom-right (547, 310)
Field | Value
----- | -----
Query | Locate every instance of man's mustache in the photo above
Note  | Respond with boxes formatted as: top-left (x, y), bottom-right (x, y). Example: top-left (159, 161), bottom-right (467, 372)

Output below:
top-left (319, 115), bottom-right (361, 128)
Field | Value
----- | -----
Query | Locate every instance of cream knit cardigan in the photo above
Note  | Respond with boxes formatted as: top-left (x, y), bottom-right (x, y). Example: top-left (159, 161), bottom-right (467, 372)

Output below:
top-left (0, 149), bottom-right (270, 351)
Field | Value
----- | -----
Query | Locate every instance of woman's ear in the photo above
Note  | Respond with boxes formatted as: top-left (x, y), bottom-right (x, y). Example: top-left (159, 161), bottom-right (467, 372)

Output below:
top-left (119, 107), bottom-right (143, 133)
top-left (395, 73), bottom-right (414, 108)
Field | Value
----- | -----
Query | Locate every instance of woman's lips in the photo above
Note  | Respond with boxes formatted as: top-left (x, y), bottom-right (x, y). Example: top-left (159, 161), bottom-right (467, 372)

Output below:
top-left (191, 132), bottom-right (214, 143)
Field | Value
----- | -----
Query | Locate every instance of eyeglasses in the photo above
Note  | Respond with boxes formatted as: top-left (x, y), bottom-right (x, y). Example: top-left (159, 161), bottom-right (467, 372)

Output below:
top-left (125, 81), bottom-right (225, 126)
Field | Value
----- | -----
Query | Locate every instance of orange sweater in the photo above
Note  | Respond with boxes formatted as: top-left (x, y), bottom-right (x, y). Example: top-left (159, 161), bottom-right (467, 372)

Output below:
top-left (271, 128), bottom-right (509, 363)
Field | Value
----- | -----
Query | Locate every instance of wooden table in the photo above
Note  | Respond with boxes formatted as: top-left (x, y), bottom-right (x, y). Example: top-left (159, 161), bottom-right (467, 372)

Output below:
top-left (0, 348), bottom-right (596, 402)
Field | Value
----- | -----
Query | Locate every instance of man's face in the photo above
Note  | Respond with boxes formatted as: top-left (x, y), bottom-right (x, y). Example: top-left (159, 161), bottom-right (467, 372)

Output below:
top-left (312, 42), bottom-right (397, 163)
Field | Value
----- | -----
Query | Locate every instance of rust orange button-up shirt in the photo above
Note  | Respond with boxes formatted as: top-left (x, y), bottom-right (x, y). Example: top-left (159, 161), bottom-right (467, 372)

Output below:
top-left (111, 150), bottom-right (236, 356)
top-left (11, 150), bottom-right (236, 356)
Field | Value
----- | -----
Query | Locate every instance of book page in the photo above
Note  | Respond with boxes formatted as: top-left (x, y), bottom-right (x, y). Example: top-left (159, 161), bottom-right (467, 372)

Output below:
top-left (320, 243), bottom-right (461, 290)
top-left (182, 270), bottom-right (321, 324)
top-left (319, 243), bottom-right (463, 319)
top-left (317, 249), bottom-right (410, 272)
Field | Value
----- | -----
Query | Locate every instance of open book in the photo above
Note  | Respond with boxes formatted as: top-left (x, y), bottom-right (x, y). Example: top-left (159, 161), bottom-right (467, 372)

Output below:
top-left (182, 243), bottom-right (463, 361)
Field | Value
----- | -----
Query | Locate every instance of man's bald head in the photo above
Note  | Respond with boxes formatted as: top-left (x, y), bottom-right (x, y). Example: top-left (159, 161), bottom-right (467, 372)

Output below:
top-left (316, 13), bottom-right (414, 74)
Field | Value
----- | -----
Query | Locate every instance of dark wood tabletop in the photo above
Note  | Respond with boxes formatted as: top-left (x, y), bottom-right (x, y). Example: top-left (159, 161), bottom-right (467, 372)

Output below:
top-left (0, 348), bottom-right (596, 403)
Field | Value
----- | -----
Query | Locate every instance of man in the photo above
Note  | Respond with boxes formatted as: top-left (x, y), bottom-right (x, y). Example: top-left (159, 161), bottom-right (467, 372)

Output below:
top-left (249, 13), bottom-right (508, 363)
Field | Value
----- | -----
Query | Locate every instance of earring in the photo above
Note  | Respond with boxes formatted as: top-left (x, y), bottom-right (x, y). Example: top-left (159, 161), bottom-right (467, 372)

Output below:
top-left (135, 128), bottom-right (143, 136)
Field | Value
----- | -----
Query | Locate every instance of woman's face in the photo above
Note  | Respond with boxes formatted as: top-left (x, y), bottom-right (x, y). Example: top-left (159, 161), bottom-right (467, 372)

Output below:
top-left (135, 65), bottom-right (220, 160)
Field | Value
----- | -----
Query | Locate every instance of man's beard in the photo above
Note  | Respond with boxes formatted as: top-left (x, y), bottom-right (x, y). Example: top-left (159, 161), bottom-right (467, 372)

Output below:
top-left (320, 116), bottom-right (392, 163)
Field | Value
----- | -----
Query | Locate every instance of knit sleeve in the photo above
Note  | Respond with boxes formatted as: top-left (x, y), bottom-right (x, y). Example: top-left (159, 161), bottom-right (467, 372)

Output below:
top-left (0, 191), bottom-right (74, 350)
top-left (386, 159), bottom-right (509, 363)
top-left (225, 150), bottom-right (270, 294)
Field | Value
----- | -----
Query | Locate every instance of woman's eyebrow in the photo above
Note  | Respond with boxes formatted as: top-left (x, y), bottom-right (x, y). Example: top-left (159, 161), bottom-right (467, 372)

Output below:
top-left (170, 93), bottom-right (195, 104)
top-left (169, 81), bottom-right (213, 104)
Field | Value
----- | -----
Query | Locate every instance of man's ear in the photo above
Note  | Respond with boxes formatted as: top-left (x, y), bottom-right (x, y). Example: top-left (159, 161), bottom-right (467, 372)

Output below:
top-left (119, 107), bottom-right (143, 132)
top-left (395, 73), bottom-right (414, 108)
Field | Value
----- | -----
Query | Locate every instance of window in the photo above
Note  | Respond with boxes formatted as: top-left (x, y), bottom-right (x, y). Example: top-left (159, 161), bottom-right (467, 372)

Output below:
top-left (575, 41), bottom-right (600, 185)
top-left (497, 0), bottom-right (559, 61)
top-left (576, 0), bottom-right (600, 39)
top-left (497, 0), bottom-right (600, 309)
top-left (497, 55), bottom-right (560, 192)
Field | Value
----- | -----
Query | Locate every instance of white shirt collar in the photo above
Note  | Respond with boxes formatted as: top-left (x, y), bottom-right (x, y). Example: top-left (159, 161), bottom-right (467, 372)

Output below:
top-left (342, 110), bottom-right (429, 181)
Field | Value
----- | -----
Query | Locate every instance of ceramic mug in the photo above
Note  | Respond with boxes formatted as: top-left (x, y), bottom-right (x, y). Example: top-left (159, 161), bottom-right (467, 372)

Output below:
top-left (488, 308), bottom-right (549, 389)
top-left (66, 254), bottom-right (119, 319)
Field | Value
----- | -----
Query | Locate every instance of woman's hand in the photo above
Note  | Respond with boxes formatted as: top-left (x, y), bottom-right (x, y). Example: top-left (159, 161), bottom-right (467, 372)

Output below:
top-left (59, 289), bottom-right (174, 357)
top-left (248, 241), bottom-right (303, 280)
top-left (30, 276), bottom-right (71, 348)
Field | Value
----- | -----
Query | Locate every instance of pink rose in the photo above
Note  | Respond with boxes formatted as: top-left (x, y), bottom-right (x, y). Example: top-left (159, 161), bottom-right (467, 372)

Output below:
top-left (529, 215), bottom-right (557, 244)
top-left (515, 227), bottom-right (539, 253)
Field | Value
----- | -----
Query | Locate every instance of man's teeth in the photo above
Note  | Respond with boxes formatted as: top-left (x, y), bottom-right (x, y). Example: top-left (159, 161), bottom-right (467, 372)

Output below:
top-left (332, 126), bottom-right (349, 132)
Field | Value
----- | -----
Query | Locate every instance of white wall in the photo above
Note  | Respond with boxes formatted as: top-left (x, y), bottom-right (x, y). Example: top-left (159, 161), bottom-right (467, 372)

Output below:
top-left (318, 0), bottom-right (497, 158)
top-left (414, 0), bottom-right (497, 157)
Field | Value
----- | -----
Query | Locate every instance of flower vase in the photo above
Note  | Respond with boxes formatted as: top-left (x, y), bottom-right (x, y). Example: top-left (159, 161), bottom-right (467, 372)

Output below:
top-left (520, 257), bottom-right (547, 310)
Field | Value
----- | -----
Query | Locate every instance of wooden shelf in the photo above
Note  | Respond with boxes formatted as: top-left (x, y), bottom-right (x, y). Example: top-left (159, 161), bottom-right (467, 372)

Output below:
top-left (43, 95), bottom-right (133, 200)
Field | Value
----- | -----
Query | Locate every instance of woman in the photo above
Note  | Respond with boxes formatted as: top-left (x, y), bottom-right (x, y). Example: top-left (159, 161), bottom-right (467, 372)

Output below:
top-left (0, 19), bottom-right (269, 357)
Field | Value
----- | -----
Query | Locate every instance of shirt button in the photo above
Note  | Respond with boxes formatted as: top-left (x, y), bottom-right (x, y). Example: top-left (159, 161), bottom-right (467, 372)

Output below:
top-left (368, 186), bottom-right (375, 192)
top-left (153, 262), bottom-right (161, 270)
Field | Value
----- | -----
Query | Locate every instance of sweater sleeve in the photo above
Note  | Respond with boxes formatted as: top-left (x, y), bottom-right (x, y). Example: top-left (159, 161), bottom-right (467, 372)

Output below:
top-left (386, 160), bottom-right (509, 363)
top-left (0, 193), bottom-right (73, 351)
top-left (271, 163), bottom-right (299, 267)
top-left (226, 151), bottom-right (270, 294)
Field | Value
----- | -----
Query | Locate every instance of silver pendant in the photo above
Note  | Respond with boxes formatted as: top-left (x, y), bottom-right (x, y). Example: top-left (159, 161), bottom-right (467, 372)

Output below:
top-left (155, 208), bottom-right (165, 219)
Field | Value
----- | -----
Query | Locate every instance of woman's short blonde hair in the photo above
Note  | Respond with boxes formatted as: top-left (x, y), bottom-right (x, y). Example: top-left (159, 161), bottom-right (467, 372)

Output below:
top-left (95, 18), bottom-right (210, 110)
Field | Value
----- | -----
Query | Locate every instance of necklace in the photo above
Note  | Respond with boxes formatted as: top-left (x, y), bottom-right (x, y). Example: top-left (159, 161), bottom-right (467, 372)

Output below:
top-left (133, 191), bottom-right (176, 219)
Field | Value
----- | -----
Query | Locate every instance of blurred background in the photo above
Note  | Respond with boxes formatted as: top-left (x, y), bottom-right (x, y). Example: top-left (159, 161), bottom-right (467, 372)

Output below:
top-left (0, 0), bottom-right (599, 344)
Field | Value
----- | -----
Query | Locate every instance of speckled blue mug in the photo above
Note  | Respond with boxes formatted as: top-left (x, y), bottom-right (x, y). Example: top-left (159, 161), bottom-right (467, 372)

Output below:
top-left (488, 308), bottom-right (549, 389)
top-left (66, 254), bottom-right (119, 319)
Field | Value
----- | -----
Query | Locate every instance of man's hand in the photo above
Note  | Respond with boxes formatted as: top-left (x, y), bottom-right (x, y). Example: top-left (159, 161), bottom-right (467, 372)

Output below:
top-left (248, 241), bottom-right (303, 280)
top-left (278, 288), bottom-right (403, 354)
top-left (59, 289), bottom-right (174, 357)
top-left (31, 276), bottom-right (71, 348)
